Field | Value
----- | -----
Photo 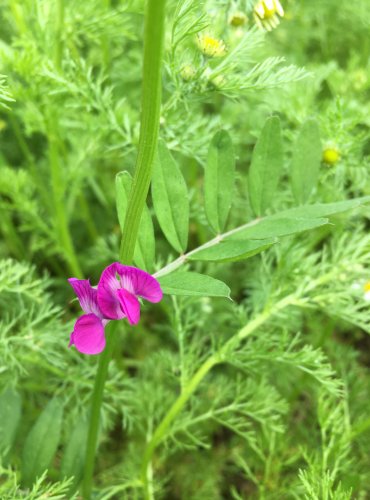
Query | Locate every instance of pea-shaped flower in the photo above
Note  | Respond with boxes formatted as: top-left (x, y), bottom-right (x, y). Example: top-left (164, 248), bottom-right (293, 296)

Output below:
top-left (68, 263), bottom-right (163, 355)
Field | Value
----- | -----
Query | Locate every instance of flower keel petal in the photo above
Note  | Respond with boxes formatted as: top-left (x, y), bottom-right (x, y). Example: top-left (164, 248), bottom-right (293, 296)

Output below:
top-left (97, 263), bottom-right (125, 320)
top-left (117, 289), bottom-right (141, 325)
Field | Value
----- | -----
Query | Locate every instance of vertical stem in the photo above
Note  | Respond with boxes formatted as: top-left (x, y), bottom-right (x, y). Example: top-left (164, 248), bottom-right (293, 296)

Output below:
top-left (54, 0), bottom-right (65, 70)
top-left (82, 322), bottom-right (118, 499)
top-left (119, 0), bottom-right (166, 263)
top-left (82, 0), bottom-right (167, 498)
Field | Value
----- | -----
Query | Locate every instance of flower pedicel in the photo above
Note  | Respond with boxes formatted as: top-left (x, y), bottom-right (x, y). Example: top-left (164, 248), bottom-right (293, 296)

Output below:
top-left (68, 262), bottom-right (163, 355)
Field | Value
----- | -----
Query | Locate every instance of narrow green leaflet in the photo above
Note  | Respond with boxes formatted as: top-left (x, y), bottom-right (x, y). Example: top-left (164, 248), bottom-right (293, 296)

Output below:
top-left (21, 398), bottom-right (63, 487)
top-left (278, 196), bottom-right (370, 218)
top-left (189, 238), bottom-right (276, 263)
top-left (248, 116), bottom-right (284, 216)
top-left (158, 271), bottom-right (231, 298)
top-left (204, 130), bottom-right (235, 233)
top-left (61, 418), bottom-right (88, 490)
top-left (152, 140), bottom-right (189, 253)
top-left (291, 119), bottom-right (322, 204)
top-left (116, 171), bottom-right (155, 271)
top-left (0, 387), bottom-right (22, 457)
top-left (229, 217), bottom-right (328, 240)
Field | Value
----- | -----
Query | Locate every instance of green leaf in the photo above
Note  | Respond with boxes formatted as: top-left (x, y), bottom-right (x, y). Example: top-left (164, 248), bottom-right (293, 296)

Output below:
top-left (278, 196), bottom-right (370, 219)
top-left (228, 217), bottom-right (328, 240)
top-left (291, 119), bottom-right (321, 204)
top-left (189, 238), bottom-right (276, 262)
top-left (248, 116), bottom-right (284, 216)
top-left (204, 130), bottom-right (235, 233)
top-left (116, 171), bottom-right (155, 271)
top-left (0, 387), bottom-right (22, 457)
top-left (21, 398), bottom-right (63, 487)
top-left (61, 418), bottom-right (88, 490)
top-left (152, 140), bottom-right (189, 253)
top-left (158, 272), bottom-right (231, 298)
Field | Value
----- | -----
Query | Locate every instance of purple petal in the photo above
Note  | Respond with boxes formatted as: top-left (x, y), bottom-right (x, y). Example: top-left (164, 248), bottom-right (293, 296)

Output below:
top-left (68, 278), bottom-right (102, 318)
top-left (69, 314), bottom-right (106, 355)
top-left (115, 264), bottom-right (163, 303)
top-left (97, 263), bottom-right (125, 320)
top-left (117, 289), bottom-right (140, 325)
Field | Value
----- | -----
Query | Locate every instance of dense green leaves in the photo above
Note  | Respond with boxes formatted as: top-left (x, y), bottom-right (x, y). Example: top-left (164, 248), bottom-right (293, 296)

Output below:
top-left (204, 130), bottom-right (235, 233)
top-left (0, 387), bottom-right (21, 457)
top-left (116, 171), bottom-right (155, 271)
top-left (248, 116), bottom-right (284, 216)
top-left (21, 398), bottom-right (63, 487)
top-left (158, 272), bottom-right (231, 298)
top-left (152, 140), bottom-right (189, 253)
top-left (189, 238), bottom-right (276, 262)
top-left (291, 119), bottom-right (322, 204)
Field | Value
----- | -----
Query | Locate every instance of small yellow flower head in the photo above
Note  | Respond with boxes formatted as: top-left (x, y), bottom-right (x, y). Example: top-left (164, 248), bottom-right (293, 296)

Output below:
top-left (197, 33), bottom-right (227, 58)
top-left (254, 0), bottom-right (284, 31)
top-left (180, 63), bottom-right (196, 81)
top-left (229, 11), bottom-right (248, 27)
top-left (363, 282), bottom-right (370, 301)
top-left (322, 146), bottom-right (340, 166)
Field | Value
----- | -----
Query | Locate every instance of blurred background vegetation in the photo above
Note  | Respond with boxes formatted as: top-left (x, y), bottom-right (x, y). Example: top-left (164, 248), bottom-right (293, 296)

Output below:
top-left (0, 0), bottom-right (370, 498)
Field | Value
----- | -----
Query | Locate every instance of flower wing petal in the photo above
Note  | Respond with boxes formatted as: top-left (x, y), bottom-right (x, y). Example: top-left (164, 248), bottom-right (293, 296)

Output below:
top-left (117, 289), bottom-right (141, 325)
top-left (68, 278), bottom-right (102, 317)
top-left (97, 263), bottom-right (125, 320)
top-left (69, 314), bottom-right (106, 355)
top-left (116, 265), bottom-right (163, 303)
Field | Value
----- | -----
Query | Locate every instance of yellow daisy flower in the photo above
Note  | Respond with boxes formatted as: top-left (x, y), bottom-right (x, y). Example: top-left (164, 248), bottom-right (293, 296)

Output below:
top-left (197, 33), bottom-right (227, 58)
top-left (254, 0), bottom-right (284, 31)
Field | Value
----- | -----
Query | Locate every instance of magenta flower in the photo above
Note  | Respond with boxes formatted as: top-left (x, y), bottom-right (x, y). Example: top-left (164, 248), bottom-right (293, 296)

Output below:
top-left (68, 263), bottom-right (163, 355)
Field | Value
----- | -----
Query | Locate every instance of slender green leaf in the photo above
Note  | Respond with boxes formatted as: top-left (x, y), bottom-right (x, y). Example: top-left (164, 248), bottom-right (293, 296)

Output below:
top-left (158, 272), bottom-right (231, 298)
top-left (61, 418), bottom-right (88, 490)
top-left (278, 196), bottom-right (370, 219)
top-left (228, 217), bottom-right (328, 240)
top-left (0, 387), bottom-right (22, 457)
top-left (204, 130), bottom-right (235, 233)
top-left (291, 119), bottom-right (321, 204)
top-left (248, 116), bottom-right (284, 216)
top-left (189, 238), bottom-right (276, 262)
top-left (152, 140), bottom-right (189, 253)
top-left (116, 171), bottom-right (155, 271)
top-left (21, 398), bottom-right (63, 487)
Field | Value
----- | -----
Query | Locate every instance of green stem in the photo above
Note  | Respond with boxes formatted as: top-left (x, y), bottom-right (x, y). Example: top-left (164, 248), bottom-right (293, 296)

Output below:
top-left (48, 118), bottom-right (82, 277)
top-left (54, 0), bottom-right (64, 70)
top-left (82, 322), bottom-right (118, 499)
top-left (119, 0), bottom-right (166, 263)
top-left (140, 295), bottom-right (296, 496)
top-left (82, 1), bottom-right (167, 498)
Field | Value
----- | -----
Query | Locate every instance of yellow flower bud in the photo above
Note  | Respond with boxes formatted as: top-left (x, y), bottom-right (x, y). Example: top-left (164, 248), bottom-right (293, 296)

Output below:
top-left (322, 146), bottom-right (340, 166)
top-left (196, 33), bottom-right (227, 58)
top-left (180, 63), bottom-right (196, 81)
top-left (229, 11), bottom-right (248, 27)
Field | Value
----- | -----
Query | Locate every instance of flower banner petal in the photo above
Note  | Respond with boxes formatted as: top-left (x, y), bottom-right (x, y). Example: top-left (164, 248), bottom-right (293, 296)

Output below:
top-left (116, 264), bottom-right (163, 303)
